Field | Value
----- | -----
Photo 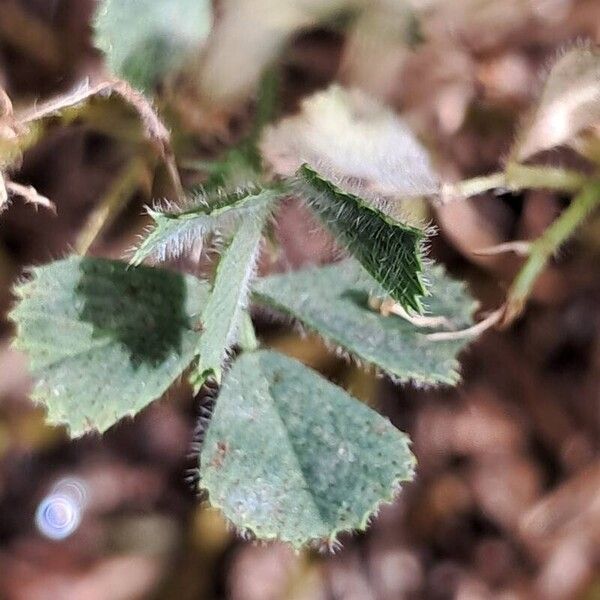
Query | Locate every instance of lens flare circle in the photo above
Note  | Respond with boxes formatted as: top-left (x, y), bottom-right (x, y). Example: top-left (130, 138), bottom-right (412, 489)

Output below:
top-left (35, 477), bottom-right (87, 540)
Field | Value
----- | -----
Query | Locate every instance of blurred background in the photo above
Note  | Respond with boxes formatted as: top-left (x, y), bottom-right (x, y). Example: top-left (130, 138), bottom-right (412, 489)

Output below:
top-left (1, 1), bottom-right (600, 598)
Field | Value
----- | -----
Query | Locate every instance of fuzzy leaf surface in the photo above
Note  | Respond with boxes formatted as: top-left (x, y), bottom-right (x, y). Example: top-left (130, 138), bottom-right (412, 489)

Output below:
top-left (514, 46), bottom-right (600, 160)
top-left (193, 206), bottom-right (271, 386)
top-left (10, 257), bottom-right (208, 437)
top-left (200, 350), bottom-right (415, 548)
top-left (132, 187), bottom-right (279, 265)
top-left (94, 0), bottom-right (212, 91)
top-left (254, 260), bottom-right (476, 385)
top-left (262, 84), bottom-right (439, 201)
top-left (296, 165), bottom-right (427, 312)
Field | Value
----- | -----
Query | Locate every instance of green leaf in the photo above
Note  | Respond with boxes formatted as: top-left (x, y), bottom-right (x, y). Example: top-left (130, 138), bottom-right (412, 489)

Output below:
top-left (94, 0), bottom-right (212, 92)
top-left (132, 187), bottom-right (279, 266)
top-left (193, 207), bottom-right (271, 387)
top-left (296, 165), bottom-right (428, 312)
top-left (10, 257), bottom-right (208, 437)
top-left (199, 350), bottom-right (415, 549)
top-left (254, 260), bottom-right (476, 386)
top-left (514, 46), bottom-right (600, 160)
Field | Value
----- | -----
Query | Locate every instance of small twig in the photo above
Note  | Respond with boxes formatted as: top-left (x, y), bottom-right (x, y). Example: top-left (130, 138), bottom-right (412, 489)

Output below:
top-left (439, 164), bottom-right (589, 205)
top-left (394, 308), bottom-right (454, 329)
top-left (426, 308), bottom-right (504, 341)
top-left (473, 241), bottom-right (531, 257)
top-left (438, 177), bottom-right (600, 331)
top-left (505, 163), bottom-right (589, 193)
top-left (371, 296), bottom-right (455, 329)
top-left (502, 182), bottom-right (600, 325)
top-left (5, 180), bottom-right (56, 213)
top-left (440, 173), bottom-right (506, 204)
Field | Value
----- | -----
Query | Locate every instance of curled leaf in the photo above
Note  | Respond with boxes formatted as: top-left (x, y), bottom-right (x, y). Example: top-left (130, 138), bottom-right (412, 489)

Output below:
top-left (515, 46), bottom-right (600, 160)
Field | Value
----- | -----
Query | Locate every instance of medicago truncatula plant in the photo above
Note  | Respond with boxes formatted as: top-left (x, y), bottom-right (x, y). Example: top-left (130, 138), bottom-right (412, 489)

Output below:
top-left (6, 1), bottom-right (600, 549)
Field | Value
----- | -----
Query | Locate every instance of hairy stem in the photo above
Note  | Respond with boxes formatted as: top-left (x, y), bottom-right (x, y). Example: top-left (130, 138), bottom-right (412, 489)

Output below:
top-left (504, 163), bottom-right (589, 192)
top-left (441, 163), bottom-right (589, 202)
top-left (503, 182), bottom-right (600, 324)
top-left (441, 172), bottom-right (506, 200)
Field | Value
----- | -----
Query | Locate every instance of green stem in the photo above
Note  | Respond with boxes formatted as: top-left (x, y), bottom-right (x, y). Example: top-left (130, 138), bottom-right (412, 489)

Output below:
top-left (445, 172), bottom-right (506, 198)
top-left (504, 163), bottom-right (588, 192)
top-left (444, 164), bottom-right (589, 200)
top-left (504, 182), bottom-right (600, 323)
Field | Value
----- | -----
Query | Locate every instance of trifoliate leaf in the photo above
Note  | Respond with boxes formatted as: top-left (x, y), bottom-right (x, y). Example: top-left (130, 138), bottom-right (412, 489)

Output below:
top-left (200, 350), bottom-right (415, 549)
top-left (296, 165), bottom-right (428, 312)
top-left (261, 84), bottom-right (439, 201)
top-left (254, 259), bottom-right (476, 386)
top-left (132, 187), bottom-right (280, 266)
top-left (193, 206), bottom-right (271, 387)
top-left (514, 46), bottom-right (600, 160)
top-left (94, 0), bottom-right (212, 92)
top-left (10, 257), bottom-right (207, 437)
